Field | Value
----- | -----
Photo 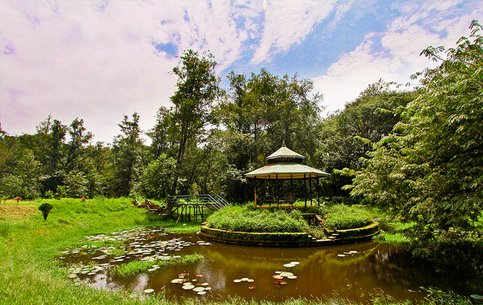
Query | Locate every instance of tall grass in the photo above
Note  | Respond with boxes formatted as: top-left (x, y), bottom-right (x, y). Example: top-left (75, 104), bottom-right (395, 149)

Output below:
top-left (322, 204), bottom-right (373, 230)
top-left (0, 221), bottom-right (10, 237)
top-left (206, 205), bottom-right (309, 232)
top-left (112, 254), bottom-right (204, 277)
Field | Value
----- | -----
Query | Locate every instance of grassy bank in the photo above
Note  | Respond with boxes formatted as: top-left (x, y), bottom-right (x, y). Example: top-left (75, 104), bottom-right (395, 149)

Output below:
top-left (0, 198), bottom-right (199, 305)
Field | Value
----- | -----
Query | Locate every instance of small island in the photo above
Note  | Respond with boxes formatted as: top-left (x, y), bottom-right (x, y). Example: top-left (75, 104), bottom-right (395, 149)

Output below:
top-left (201, 145), bottom-right (379, 246)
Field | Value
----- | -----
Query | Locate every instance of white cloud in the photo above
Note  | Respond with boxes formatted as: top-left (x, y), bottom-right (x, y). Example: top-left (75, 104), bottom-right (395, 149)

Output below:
top-left (1, 0), bottom-right (480, 142)
top-left (313, 2), bottom-right (482, 115)
top-left (0, 0), bottom-right (264, 142)
top-left (251, 0), bottom-right (337, 64)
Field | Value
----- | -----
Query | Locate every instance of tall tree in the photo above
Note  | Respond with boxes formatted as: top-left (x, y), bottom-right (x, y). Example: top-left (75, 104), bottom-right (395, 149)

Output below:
top-left (46, 119), bottom-right (67, 174)
top-left (216, 69), bottom-right (322, 201)
top-left (315, 81), bottom-right (416, 196)
top-left (112, 113), bottom-right (145, 197)
top-left (0, 148), bottom-right (41, 199)
top-left (65, 118), bottom-right (93, 172)
top-left (350, 21), bottom-right (483, 258)
top-left (168, 49), bottom-right (220, 196)
top-left (148, 106), bottom-right (173, 159)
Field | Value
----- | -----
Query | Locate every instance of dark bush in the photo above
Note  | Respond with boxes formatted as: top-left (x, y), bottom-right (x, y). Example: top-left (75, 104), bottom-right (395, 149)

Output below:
top-left (38, 203), bottom-right (53, 221)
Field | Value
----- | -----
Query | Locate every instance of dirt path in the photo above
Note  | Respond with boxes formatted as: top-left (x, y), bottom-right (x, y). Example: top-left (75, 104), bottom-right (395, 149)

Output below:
top-left (0, 205), bottom-right (37, 220)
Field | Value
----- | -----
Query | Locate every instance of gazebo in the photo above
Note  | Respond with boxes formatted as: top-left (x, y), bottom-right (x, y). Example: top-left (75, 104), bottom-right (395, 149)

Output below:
top-left (245, 144), bottom-right (329, 207)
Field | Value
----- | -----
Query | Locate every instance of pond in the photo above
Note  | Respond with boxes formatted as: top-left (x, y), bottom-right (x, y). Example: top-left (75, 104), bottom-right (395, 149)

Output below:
top-left (61, 227), bottom-right (480, 303)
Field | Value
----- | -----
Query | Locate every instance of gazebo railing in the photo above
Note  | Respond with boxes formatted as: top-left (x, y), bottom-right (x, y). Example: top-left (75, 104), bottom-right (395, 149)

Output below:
top-left (168, 194), bottom-right (230, 210)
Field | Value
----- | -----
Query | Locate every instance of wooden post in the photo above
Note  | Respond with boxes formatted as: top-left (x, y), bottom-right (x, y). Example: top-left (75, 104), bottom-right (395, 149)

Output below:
top-left (304, 174), bottom-right (307, 208)
top-left (309, 177), bottom-right (313, 206)
top-left (275, 174), bottom-right (279, 205)
top-left (253, 179), bottom-right (257, 207)
top-left (316, 177), bottom-right (320, 207)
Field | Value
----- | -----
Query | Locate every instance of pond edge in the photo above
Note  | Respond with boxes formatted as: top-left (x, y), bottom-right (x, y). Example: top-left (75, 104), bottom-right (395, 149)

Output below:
top-left (200, 222), bottom-right (379, 247)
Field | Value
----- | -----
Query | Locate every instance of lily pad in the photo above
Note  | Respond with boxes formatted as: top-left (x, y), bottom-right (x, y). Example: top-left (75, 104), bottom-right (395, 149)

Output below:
top-left (193, 287), bottom-right (205, 292)
top-left (197, 291), bottom-right (206, 295)
top-left (171, 278), bottom-right (184, 284)
top-left (182, 284), bottom-right (195, 290)
top-left (470, 294), bottom-right (483, 300)
top-left (143, 288), bottom-right (155, 294)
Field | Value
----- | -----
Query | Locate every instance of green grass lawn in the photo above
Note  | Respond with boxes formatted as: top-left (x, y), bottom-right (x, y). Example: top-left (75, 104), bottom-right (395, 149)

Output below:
top-left (0, 198), bottom-right (198, 305)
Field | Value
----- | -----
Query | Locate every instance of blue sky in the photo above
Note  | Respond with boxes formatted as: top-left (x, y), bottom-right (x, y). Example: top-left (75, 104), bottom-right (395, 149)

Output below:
top-left (0, 0), bottom-right (481, 143)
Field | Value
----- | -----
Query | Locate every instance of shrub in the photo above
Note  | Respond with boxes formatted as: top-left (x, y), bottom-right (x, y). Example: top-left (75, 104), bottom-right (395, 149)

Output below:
top-left (38, 203), bottom-right (53, 220)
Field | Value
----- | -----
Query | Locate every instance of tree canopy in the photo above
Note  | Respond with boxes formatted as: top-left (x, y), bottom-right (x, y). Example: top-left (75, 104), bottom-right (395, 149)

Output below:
top-left (349, 21), bottom-right (482, 251)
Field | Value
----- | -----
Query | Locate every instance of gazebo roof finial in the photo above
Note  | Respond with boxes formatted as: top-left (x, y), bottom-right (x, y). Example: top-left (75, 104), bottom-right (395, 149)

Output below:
top-left (282, 139), bottom-right (286, 147)
top-left (267, 144), bottom-right (305, 161)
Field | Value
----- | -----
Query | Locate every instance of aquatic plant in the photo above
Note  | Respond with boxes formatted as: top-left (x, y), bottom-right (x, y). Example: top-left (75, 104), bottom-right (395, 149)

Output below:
top-left (111, 254), bottom-right (204, 277)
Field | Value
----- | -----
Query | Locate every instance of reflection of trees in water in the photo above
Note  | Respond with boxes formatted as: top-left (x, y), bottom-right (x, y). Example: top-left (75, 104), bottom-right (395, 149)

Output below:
top-left (80, 234), bottom-right (480, 301)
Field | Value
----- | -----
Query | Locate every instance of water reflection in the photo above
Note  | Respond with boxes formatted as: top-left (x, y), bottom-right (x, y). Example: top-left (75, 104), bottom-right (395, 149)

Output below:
top-left (63, 229), bottom-right (481, 303)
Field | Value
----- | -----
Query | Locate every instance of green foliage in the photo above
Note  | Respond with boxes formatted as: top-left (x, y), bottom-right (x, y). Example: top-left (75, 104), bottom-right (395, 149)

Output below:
top-left (0, 149), bottom-right (42, 199)
top-left (206, 205), bottom-right (309, 232)
top-left (0, 221), bottom-right (10, 237)
top-left (215, 70), bottom-right (322, 201)
top-left (136, 154), bottom-right (176, 199)
top-left (322, 204), bottom-right (373, 230)
top-left (350, 22), bottom-right (483, 253)
top-left (63, 170), bottom-right (89, 198)
top-left (314, 80), bottom-right (416, 196)
top-left (421, 287), bottom-right (473, 305)
top-left (111, 254), bottom-right (204, 277)
top-left (38, 203), bottom-right (54, 220)
top-left (112, 113), bottom-right (146, 197)
top-left (0, 198), bottom-right (198, 305)
top-left (166, 49), bottom-right (221, 197)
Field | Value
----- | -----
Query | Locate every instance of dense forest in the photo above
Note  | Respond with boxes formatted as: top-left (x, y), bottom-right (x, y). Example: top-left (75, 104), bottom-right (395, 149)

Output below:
top-left (1, 21), bottom-right (481, 258)
top-left (0, 63), bottom-right (415, 202)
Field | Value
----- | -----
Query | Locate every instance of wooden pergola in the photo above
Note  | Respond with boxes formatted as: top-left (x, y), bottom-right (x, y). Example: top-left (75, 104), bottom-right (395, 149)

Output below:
top-left (245, 144), bottom-right (329, 207)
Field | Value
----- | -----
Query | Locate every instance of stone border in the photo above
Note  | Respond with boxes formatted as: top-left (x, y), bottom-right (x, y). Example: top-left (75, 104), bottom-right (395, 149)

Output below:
top-left (200, 222), bottom-right (379, 247)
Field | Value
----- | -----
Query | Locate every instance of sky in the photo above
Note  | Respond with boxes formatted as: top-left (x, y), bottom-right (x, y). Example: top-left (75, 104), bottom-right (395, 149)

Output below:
top-left (1, 0), bottom-right (481, 143)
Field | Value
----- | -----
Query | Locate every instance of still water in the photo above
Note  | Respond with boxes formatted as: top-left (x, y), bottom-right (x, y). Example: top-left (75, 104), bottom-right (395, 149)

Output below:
top-left (63, 228), bottom-right (480, 303)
